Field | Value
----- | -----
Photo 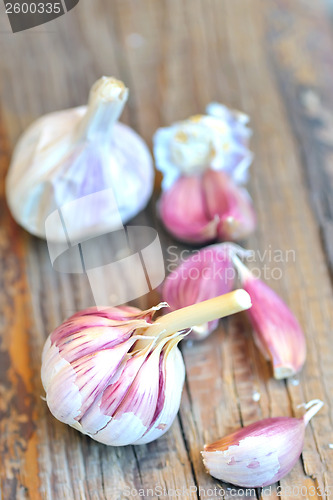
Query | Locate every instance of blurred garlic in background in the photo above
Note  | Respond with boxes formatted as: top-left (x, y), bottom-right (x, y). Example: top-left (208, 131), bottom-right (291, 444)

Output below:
top-left (6, 76), bottom-right (154, 240)
top-left (154, 103), bottom-right (256, 243)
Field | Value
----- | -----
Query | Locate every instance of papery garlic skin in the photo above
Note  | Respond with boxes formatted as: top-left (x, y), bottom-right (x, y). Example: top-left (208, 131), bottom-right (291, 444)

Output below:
top-left (41, 304), bottom-right (185, 446)
top-left (6, 77), bottom-right (154, 240)
top-left (154, 102), bottom-right (253, 191)
top-left (161, 244), bottom-right (235, 339)
top-left (231, 252), bottom-right (306, 379)
top-left (159, 169), bottom-right (256, 244)
top-left (202, 400), bottom-right (323, 488)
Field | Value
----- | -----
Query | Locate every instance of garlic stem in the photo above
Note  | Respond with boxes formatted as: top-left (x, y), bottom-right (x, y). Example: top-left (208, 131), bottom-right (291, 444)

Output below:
top-left (146, 289), bottom-right (251, 340)
top-left (75, 77), bottom-right (129, 141)
top-left (303, 399), bottom-right (324, 426)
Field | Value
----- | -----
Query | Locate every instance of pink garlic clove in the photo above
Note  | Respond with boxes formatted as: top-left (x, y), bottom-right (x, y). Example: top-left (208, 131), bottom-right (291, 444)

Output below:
top-left (232, 252), bottom-right (306, 379)
top-left (158, 170), bottom-right (256, 244)
top-left (203, 169), bottom-right (256, 242)
top-left (202, 400), bottom-right (324, 488)
top-left (159, 175), bottom-right (219, 243)
top-left (161, 244), bottom-right (235, 340)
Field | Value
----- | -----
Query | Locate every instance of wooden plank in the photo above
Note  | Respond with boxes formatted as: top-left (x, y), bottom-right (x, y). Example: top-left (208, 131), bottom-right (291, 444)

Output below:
top-left (0, 0), bottom-right (333, 498)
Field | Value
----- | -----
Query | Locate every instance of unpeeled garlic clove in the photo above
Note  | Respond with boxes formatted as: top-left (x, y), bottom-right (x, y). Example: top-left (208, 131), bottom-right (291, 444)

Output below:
top-left (231, 250), bottom-right (306, 379)
top-left (6, 76), bottom-right (154, 240)
top-left (158, 175), bottom-right (220, 244)
top-left (161, 244), bottom-right (235, 340)
top-left (41, 291), bottom-right (252, 446)
top-left (202, 400), bottom-right (324, 488)
top-left (158, 169), bottom-right (256, 244)
top-left (203, 169), bottom-right (256, 242)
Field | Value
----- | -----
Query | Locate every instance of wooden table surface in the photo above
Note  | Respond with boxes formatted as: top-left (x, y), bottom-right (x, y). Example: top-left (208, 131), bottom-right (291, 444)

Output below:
top-left (1, 0), bottom-right (333, 499)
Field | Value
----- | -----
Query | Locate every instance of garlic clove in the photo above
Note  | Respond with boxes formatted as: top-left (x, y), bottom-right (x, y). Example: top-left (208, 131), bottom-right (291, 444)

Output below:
top-left (161, 244), bottom-right (235, 340)
top-left (159, 175), bottom-right (219, 243)
top-left (231, 251), bottom-right (306, 379)
top-left (135, 340), bottom-right (185, 444)
top-left (6, 77), bottom-right (154, 240)
top-left (203, 169), bottom-right (256, 242)
top-left (41, 292), bottom-right (251, 446)
top-left (202, 400), bottom-right (324, 488)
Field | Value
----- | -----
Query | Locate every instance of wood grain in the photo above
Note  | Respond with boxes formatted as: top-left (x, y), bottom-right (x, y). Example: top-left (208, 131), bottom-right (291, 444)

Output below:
top-left (0, 0), bottom-right (333, 498)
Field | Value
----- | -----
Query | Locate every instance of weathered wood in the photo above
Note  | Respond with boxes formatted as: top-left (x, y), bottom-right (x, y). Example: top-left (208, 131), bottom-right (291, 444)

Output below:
top-left (1, 0), bottom-right (333, 498)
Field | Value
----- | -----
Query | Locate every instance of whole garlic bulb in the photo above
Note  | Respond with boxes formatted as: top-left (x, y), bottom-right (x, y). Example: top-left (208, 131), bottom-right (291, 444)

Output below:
top-left (41, 291), bottom-right (252, 446)
top-left (41, 304), bottom-right (185, 446)
top-left (6, 77), bottom-right (154, 240)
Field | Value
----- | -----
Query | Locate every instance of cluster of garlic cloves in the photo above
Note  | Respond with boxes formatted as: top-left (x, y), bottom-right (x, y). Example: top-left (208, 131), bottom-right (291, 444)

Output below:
top-left (230, 249), bottom-right (306, 379)
top-left (202, 399), bottom-right (324, 487)
top-left (41, 291), bottom-right (252, 446)
top-left (154, 103), bottom-right (256, 244)
top-left (6, 76), bottom-right (154, 240)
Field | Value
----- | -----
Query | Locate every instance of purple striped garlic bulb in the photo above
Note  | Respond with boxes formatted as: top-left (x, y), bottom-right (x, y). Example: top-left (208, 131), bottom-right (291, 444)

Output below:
top-left (231, 250), bottom-right (306, 379)
top-left (154, 103), bottom-right (256, 244)
top-left (202, 399), bottom-right (323, 487)
top-left (41, 291), bottom-right (252, 446)
top-left (6, 77), bottom-right (154, 240)
top-left (161, 244), bottom-right (236, 340)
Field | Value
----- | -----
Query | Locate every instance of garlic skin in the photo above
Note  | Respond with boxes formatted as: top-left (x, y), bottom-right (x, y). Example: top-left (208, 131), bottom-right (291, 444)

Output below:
top-left (6, 77), bottom-right (154, 240)
top-left (231, 251), bottom-right (306, 379)
top-left (159, 169), bottom-right (256, 244)
top-left (154, 102), bottom-right (253, 191)
top-left (202, 400), bottom-right (323, 488)
top-left (161, 244), bottom-right (235, 340)
top-left (41, 304), bottom-right (185, 446)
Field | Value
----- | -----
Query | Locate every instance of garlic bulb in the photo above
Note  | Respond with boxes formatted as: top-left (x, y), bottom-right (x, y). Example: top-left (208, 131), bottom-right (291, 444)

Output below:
top-left (6, 77), bottom-right (154, 240)
top-left (161, 244), bottom-right (235, 340)
top-left (202, 399), bottom-right (324, 488)
top-left (231, 250), bottom-right (306, 379)
top-left (154, 103), bottom-right (256, 244)
top-left (41, 290), bottom-right (251, 446)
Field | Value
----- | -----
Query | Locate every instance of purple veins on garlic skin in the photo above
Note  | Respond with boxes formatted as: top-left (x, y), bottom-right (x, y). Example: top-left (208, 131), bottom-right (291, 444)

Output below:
top-left (41, 291), bottom-right (252, 446)
top-left (202, 400), bottom-right (324, 488)
top-left (6, 77), bottom-right (154, 240)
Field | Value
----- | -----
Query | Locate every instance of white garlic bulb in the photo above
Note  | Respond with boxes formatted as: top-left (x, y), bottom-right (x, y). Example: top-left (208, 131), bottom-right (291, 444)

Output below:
top-left (41, 291), bottom-right (251, 446)
top-left (6, 77), bottom-right (154, 240)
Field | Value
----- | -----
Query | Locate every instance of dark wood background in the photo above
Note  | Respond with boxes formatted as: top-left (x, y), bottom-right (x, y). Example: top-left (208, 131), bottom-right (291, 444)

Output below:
top-left (1, 0), bottom-right (333, 498)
